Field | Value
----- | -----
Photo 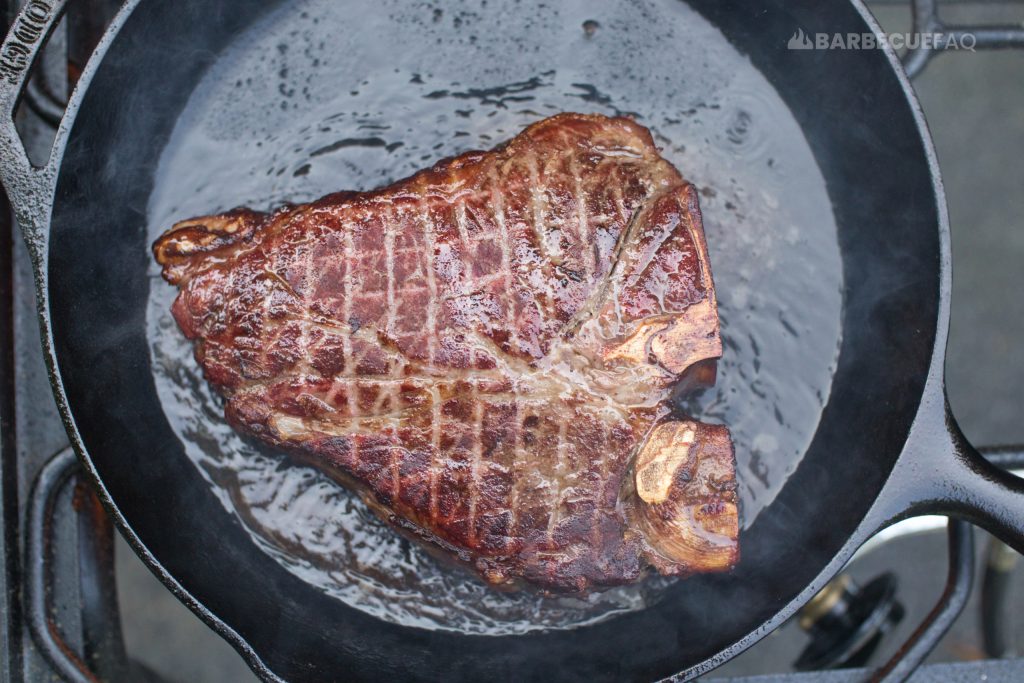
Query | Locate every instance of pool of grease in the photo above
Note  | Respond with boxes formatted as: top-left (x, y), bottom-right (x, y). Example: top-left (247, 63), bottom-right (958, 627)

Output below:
top-left (146, 0), bottom-right (843, 635)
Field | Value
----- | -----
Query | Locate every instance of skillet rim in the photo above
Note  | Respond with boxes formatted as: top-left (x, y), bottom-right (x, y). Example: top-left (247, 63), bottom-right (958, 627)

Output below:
top-left (28, 0), bottom-right (950, 680)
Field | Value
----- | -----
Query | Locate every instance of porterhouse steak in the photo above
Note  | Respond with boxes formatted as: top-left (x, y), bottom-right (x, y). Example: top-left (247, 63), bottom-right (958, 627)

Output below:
top-left (154, 113), bottom-right (738, 593)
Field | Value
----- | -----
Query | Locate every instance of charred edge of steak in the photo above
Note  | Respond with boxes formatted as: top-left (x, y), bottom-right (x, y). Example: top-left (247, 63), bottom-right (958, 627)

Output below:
top-left (153, 113), bottom-right (664, 287)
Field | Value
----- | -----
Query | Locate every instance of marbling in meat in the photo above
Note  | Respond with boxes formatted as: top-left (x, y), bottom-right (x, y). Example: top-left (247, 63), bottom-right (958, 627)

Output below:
top-left (153, 113), bottom-right (738, 593)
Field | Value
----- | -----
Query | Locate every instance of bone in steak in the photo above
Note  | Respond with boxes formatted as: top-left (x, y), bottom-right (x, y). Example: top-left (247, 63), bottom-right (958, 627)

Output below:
top-left (153, 113), bottom-right (738, 593)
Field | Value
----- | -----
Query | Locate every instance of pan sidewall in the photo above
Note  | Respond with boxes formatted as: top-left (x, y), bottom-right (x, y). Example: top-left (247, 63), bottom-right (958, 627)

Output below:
top-left (43, 0), bottom-right (946, 680)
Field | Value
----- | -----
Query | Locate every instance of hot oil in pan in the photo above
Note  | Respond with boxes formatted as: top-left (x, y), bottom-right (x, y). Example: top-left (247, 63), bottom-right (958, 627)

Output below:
top-left (146, 0), bottom-right (842, 634)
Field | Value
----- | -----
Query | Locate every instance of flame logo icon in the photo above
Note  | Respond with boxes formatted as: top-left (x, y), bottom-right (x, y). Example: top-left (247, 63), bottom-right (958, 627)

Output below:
top-left (788, 28), bottom-right (813, 50)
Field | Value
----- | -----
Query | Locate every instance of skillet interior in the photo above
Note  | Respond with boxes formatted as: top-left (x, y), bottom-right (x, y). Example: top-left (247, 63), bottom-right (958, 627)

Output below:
top-left (45, 0), bottom-right (941, 679)
top-left (143, 0), bottom-right (845, 634)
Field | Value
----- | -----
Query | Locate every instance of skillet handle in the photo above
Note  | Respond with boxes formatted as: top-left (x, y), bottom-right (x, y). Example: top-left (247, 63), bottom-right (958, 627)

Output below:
top-left (0, 0), bottom-right (72, 258)
top-left (939, 415), bottom-right (1024, 552)
top-left (880, 397), bottom-right (1024, 553)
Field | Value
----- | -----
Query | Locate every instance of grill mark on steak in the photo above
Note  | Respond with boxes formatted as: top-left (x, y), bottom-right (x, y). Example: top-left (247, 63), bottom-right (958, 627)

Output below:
top-left (491, 166), bottom-right (523, 554)
top-left (154, 113), bottom-right (739, 593)
top-left (383, 204), bottom-right (400, 503)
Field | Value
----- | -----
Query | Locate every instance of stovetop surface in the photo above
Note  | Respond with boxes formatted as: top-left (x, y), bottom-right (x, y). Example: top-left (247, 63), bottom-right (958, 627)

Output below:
top-left (1, 1), bottom-right (1022, 681)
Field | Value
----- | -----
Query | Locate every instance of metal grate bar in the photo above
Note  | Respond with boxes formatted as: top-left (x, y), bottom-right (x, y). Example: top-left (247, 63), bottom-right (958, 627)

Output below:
top-left (901, 0), bottom-right (1024, 76)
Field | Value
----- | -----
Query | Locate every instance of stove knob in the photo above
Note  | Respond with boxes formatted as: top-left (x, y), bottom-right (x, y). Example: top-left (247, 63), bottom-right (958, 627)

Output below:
top-left (794, 572), bottom-right (905, 671)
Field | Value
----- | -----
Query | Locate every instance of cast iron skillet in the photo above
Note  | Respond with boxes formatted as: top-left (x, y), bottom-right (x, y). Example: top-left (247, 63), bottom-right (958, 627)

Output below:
top-left (2, 0), bottom-right (1023, 680)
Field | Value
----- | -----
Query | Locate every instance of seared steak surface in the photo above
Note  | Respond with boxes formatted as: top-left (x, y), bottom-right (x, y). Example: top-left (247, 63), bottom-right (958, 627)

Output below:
top-left (154, 113), bottom-right (738, 593)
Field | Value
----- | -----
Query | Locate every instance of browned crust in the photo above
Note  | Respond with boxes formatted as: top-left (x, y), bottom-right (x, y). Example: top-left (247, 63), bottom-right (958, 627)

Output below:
top-left (153, 112), bottom-right (739, 593)
top-left (154, 113), bottom-right (663, 282)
